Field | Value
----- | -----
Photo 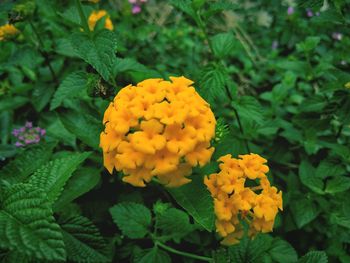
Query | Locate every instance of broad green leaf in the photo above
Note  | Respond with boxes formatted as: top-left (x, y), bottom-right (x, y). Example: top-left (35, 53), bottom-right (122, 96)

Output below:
top-left (299, 161), bottom-right (324, 194)
top-left (0, 143), bottom-right (56, 184)
top-left (0, 183), bottom-right (66, 261)
top-left (169, 0), bottom-right (198, 23)
top-left (59, 215), bottom-right (109, 263)
top-left (168, 174), bottom-right (215, 231)
top-left (59, 110), bottom-right (101, 149)
top-left (54, 167), bottom-right (101, 212)
top-left (325, 176), bottom-right (350, 194)
top-left (233, 96), bottom-right (264, 124)
top-left (316, 158), bottom-right (346, 179)
top-left (269, 239), bottom-right (297, 263)
top-left (296, 36), bottom-right (321, 53)
top-left (297, 251), bottom-right (328, 263)
top-left (70, 30), bottom-right (117, 82)
top-left (134, 247), bottom-right (171, 263)
top-left (211, 32), bottom-right (236, 58)
top-left (290, 199), bottom-right (320, 228)
top-left (109, 202), bottom-right (151, 239)
top-left (198, 64), bottom-right (228, 103)
top-left (0, 96), bottom-right (28, 112)
top-left (28, 152), bottom-right (90, 203)
top-left (46, 116), bottom-right (76, 147)
top-left (31, 83), bottom-right (55, 112)
top-left (50, 71), bottom-right (98, 110)
top-left (157, 207), bottom-right (194, 241)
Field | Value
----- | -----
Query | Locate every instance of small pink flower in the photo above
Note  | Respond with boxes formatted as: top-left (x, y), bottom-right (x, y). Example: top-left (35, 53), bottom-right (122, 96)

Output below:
top-left (287, 7), bottom-right (294, 15)
top-left (132, 5), bottom-right (141, 14)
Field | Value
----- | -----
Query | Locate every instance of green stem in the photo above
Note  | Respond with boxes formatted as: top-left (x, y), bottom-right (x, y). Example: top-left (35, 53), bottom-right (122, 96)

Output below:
top-left (75, 0), bottom-right (91, 34)
top-left (29, 21), bottom-right (58, 84)
top-left (233, 106), bottom-right (250, 153)
top-left (155, 241), bottom-right (213, 262)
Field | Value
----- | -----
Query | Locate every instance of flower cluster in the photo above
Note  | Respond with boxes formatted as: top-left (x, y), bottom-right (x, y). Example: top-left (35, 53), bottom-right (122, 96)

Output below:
top-left (88, 10), bottom-right (113, 31)
top-left (100, 77), bottom-right (216, 187)
top-left (128, 0), bottom-right (147, 14)
top-left (204, 154), bottom-right (282, 245)
top-left (12, 122), bottom-right (46, 147)
top-left (0, 24), bottom-right (19, 41)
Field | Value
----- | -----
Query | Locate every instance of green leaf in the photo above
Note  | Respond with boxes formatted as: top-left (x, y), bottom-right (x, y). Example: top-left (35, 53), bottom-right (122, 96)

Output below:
top-left (70, 30), bottom-right (117, 82)
top-left (134, 247), bottom-right (171, 263)
top-left (59, 215), bottom-right (109, 263)
top-left (157, 207), bottom-right (193, 241)
top-left (269, 239), bottom-right (297, 263)
top-left (198, 64), bottom-right (228, 103)
top-left (28, 152), bottom-right (90, 203)
top-left (169, 0), bottom-right (198, 23)
top-left (0, 143), bottom-right (56, 184)
top-left (211, 33), bottom-right (236, 58)
top-left (0, 96), bottom-right (29, 112)
top-left (168, 174), bottom-right (215, 231)
top-left (298, 251), bottom-right (328, 263)
top-left (290, 199), bottom-right (320, 228)
top-left (59, 110), bottom-right (101, 149)
top-left (31, 83), bottom-right (55, 112)
top-left (233, 96), bottom-right (264, 124)
top-left (50, 71), bottom-right (98, 110)
top-left (0, 183), bottom-right (66, 261)
top-left (296, 36), bottom-right (321, 53)
top-left (54, 167), bottom-right (101, 212)
top-left (325, 176), bottom-right (350, 194)
top-left (109, 202), bottom-right (151, 239)
top-left (316, 158), bottom-right (346, 179)
top-left (299, 161), bottom-right (324, 194)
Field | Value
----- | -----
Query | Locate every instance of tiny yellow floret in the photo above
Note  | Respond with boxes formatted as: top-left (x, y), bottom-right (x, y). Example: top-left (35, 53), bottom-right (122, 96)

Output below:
top-left (0, 24), bottom-right (19, 41)
top-left (88, 10), bottom-right (113, 31)
top-left (204, 153), bottom-right (282, 245)
top-left (100, 77), bottom-right (216, 187)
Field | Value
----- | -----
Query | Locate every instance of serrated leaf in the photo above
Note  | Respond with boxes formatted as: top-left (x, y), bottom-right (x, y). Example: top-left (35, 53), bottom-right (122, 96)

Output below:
top-left (269, 239), bottom-right (297, 263)
top-left (0, 183), bottom-right (66, 261)
top-left (0, 143), bottom-right (56, 184)
top-left (59, 215), bottom-right (109, 263)
top-left (168, 174), bottom-right (215, 231)
top-left (50, 71), bottom-right (98, 110)
top-left (70, 30), bottom-right (117, 82)
top-left (0, 96), bottom-right (29, 112)
top-left (299, 161), bottom-right (324, 194)
top-left (211, 33), bottom-right (236, 58)
top-left (298, 251), bottom-right (328, 263)
top-left (233, 96), bottom-right (264, 124)
top-left (28, 152), bottom-right (90, 203)
top-left (198, 64), bottom-right (228, 103)
top-left (109, 202), bottom-right (151, 239)
top-left (59, 110), bottom-right (101, 149)
top-left (157, 208), bottom-right (194, 241)
top-left (290, 199), bottom-right (320, 228)
top-left (54, 167), bottom-right (100, 212)
top-left (134, 247), bottom-right (171, 263)
top-left (325, 176), bottom-right (350, 194)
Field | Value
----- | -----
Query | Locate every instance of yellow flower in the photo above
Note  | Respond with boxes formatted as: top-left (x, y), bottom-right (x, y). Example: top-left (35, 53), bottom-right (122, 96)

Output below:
top-left (0, 24), bottom-right (19, 41)
top-left (204, 153), bottom-right (282, 245)
top-left (88, 10), bottom-right (113, 31)
top-left (100, 76), bottom-right (216, 187)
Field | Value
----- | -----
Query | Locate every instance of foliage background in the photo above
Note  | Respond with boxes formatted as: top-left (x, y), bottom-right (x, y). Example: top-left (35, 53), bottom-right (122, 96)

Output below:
top-left (0, 0), bottom-right (350, 262)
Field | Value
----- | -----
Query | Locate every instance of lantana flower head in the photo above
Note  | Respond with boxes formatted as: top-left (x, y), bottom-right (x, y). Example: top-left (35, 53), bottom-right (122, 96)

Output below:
top-left (12, 122), bottom-right (46, 147)
top-left (0, 24), bottom-right (19, 41)
top-left (88, 10), bottom-right (113, 31)
top-left (100, 76), bottom-right (216, 187)
top-left (204, 153), bottom-right (282, 246)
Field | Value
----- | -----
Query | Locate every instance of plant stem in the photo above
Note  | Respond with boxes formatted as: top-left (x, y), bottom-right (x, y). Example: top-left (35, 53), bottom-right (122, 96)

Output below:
top-left (233, 107), bottom-right (250, 153)
top-left (155, 241), bottom-right (213, 262)
top-left (29, 21), bottom-right (58, 84)
top-left (75, 0), bottom-right (91, 34)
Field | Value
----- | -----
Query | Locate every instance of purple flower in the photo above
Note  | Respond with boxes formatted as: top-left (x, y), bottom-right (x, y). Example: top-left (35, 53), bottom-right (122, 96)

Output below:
top-left (132, 5), bottom-right (141, 14)
top-left (272, 40), bottom-right (279, 50)
top-left (11, 122), bottom-right (46, 147)
top-left (306, 9), bottom-right (313, 17)
top-left (287, 7), bottom-right (294, 15)
top-left (332, 32), bottom-right (342, 41)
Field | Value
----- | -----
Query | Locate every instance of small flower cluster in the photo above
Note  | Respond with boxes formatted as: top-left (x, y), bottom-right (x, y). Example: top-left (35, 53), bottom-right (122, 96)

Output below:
top-left (0, 24), bottom-right (19, 41)
top-left (12, 122), bottom-right (46, 147)
top-left (88, 10), bottom-right (113, 31)
top-left (204, 154), bottom-right (282, 245)
top-left (128, 0), bottom-right (147, 14)
top-left (100, 77), bottom-right (216, 187)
